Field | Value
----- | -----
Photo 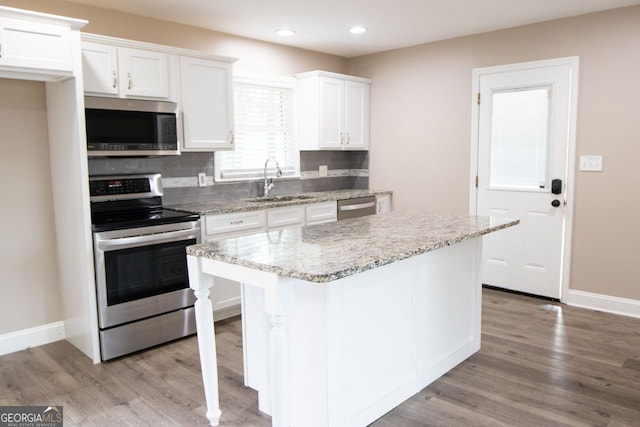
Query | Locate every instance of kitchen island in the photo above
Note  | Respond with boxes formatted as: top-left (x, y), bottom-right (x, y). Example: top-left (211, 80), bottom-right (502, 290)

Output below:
top-left (186, 211), bottom-right (518, 427)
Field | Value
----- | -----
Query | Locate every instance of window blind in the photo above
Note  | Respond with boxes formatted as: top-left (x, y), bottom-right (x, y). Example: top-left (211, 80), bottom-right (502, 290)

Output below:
top-left (216, 74), bottom-right (298, 181)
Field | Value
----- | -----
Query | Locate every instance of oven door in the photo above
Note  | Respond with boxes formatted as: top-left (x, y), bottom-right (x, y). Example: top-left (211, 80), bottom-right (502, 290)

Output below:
top-left (93, 221), bottom-right (200, 329)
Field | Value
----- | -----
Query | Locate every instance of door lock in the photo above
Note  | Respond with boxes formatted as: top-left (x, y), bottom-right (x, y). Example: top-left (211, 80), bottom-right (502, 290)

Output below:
top-left (551, 199), bottom-right (561, 208)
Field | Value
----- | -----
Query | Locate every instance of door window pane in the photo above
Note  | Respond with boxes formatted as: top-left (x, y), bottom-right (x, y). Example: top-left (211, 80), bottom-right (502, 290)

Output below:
top-left (490, 87), bottom-right (550, 190)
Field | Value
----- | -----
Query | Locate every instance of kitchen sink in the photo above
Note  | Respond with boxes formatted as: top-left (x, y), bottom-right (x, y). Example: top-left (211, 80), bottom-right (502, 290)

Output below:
top-left (246, 195), bottom-right (316, 202)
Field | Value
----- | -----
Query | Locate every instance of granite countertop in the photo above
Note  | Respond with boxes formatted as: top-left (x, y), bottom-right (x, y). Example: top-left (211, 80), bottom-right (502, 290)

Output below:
top-left (168, 189), bottom-right (392, 215)
top-left (187, 211), bottom-right (519, 283)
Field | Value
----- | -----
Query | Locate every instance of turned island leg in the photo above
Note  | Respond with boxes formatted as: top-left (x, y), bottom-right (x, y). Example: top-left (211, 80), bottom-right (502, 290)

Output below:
top-left (187, 255), bottom-right (222, 426)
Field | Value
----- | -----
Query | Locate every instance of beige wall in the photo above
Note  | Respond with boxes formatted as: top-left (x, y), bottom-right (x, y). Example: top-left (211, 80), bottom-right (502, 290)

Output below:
top-left (349, 6), bottom-right (640, 300)
top-left (0, 79), bottom-right (62, 334)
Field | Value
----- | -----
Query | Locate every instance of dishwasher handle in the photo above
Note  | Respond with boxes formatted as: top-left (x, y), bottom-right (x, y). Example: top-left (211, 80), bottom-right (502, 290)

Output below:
top-left (339, 201), bottom-right (376, 212)
top-left (337, 196), bottom-right (377, 220)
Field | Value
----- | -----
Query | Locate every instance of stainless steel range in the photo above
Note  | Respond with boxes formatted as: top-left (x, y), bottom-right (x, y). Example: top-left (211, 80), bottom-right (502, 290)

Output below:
top-left (90, 173), bottom-right (200, 361)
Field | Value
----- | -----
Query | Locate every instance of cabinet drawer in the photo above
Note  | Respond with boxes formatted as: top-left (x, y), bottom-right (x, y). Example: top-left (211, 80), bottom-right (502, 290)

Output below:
top-left (204, 210), bottom-right (266, 239)
top-left (306, 201), bottom-right (337, 225)
top-left (267, 205), bottom-right (305, 230)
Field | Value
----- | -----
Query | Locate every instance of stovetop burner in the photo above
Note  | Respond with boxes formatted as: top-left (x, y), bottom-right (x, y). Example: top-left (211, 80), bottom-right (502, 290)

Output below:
top-left (89, 173), bottom-right (199, 232)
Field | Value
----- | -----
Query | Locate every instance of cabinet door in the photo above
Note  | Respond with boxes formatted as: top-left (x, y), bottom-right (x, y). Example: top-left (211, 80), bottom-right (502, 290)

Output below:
top-left (267, 205), bottom-right (305, 230)
top-left (82, 41), bottom-right (119, 95)
top-left (180, 56), bottom-right (234, 150)
top-left (204, 210), bottom-right (266, 240)
top-left (306, 201), bottom-right (337, 225)
top-left (344, 80), bottom-right (370, 150)
top-left (120, 48), bottom-right (169, 99)
top-left (376, 194), bottom-right (391, 214)
top-left (319, 77), bottom-right (344, 149)
top-left (0, 17), bottom-right (72, 73)
top-left (204, 210), bottom-right (267, 316)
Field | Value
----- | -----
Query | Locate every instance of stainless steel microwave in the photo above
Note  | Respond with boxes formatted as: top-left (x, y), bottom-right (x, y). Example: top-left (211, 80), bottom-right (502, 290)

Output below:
top-left (85, 96), bottom-right (179, 156)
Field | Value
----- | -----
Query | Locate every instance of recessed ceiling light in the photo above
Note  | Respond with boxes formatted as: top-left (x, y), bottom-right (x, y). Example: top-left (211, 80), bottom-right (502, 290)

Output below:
top-left (349, 26), bottom-right (367, 35)
top-left (276, 29), bottom-right (296, 37)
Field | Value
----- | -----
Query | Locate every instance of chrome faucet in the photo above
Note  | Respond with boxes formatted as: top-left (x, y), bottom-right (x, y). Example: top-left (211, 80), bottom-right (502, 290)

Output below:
top-left (263, 157), bottom-right (283, 198)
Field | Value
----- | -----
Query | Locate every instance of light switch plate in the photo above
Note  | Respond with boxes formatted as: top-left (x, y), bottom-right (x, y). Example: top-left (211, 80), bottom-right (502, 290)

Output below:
top-left (319, 165), bottom-right (328, 177)
top-left (579, 155), bottom-right (603, 172)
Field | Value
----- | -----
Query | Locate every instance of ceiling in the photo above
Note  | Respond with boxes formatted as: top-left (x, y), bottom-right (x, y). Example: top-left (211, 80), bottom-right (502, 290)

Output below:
top-left (68, 0), bottom-right (640, 57)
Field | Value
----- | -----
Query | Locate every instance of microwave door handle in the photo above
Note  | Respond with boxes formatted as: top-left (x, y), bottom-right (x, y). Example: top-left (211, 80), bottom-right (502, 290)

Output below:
top-left (96, 228), bottom-right (199, 250)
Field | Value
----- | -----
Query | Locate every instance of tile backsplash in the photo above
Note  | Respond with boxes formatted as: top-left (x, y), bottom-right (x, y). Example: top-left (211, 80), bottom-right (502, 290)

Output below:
top-left (88, 151), bottom-right (369, 205)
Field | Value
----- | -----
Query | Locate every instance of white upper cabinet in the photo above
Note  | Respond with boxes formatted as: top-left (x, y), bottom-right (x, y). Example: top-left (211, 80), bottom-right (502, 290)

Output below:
top-left (179, 56), bottom-right (234, 151)
top-left (82, 40), bottom-right (170, 99)
top-left (121, 48), bottom-right (169, 99)
top-left (81, 41), bottom-right (118, 95)
top-left (297, 70), bottom-right (371, 151)
top-left (344, 80), bottom-right (369, 149)
top-left (318, 77), bottom-right (344, 149)
top-left (0, 16), bottom-right (75, 79)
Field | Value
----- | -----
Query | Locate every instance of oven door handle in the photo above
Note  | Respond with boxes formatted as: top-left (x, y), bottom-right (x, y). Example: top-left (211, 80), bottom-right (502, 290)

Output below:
top-left (96, 228), bottom-right (200, 250)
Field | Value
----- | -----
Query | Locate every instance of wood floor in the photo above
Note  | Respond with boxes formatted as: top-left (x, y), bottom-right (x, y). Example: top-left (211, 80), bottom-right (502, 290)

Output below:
top-left (1, 288), bottom-right (639, 426)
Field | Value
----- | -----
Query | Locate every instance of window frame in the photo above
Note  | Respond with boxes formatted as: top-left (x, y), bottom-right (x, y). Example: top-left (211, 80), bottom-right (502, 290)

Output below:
top-left (214, 70), bottom-right (299, 183)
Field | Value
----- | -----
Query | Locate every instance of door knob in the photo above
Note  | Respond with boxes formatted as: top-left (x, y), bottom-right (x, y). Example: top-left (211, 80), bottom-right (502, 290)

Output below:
top-left (551, 199), bottom-right (561, 207)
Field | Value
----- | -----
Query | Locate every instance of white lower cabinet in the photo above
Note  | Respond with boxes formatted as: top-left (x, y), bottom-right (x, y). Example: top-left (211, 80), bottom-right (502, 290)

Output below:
top-left (203, 202), bottom-right (338, 318)
top-left (306, 201), bottom-right (338, 224)
top-left (267, 205), bottom-right (305, 230)
top-left (204, 210), bottom-right (267, 241)
top-left (203, 210), bottom-right (267, 318)
top-left (376, 194), bottom-right (391, 214)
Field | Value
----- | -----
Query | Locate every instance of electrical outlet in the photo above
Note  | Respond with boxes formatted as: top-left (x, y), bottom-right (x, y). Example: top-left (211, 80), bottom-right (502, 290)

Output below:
top-left (198, 172), bottom-right (207, 187)
top-left (319, 165), bottom-right (328, 177)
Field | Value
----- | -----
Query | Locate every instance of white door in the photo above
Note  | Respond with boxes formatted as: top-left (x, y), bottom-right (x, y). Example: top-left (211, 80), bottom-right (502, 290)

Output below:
top-left (473, 58), bottom-right (578, 299)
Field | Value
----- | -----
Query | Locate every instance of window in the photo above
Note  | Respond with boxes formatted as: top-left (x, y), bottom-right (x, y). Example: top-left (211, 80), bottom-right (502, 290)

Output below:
top-left (489, 86), bottom-right (551, 190)
top-left (215, 72), bottom-right (298, 181)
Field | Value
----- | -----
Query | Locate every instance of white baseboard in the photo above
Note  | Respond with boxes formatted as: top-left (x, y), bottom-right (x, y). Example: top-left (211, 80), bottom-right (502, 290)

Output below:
top-left (0, 321), bottom-right (65, 357)
top-left (563, 289), bottom-right (640, 319)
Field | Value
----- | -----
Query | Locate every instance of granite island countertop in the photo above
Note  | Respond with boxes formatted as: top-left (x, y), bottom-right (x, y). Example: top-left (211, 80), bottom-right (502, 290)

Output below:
top-left (187, 211), bottom-right (518, 283)
top-left (168, 189), bottom-right (392, 215)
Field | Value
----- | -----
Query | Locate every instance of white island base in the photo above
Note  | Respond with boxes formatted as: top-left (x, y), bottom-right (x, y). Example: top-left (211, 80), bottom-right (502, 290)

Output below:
top-left (188, 237), bottom-right (483, 427)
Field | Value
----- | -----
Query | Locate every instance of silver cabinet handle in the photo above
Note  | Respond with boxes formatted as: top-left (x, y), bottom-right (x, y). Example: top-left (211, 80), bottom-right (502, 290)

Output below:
top-left (228, 129), bottom-right (234, 144)
top-left (127, 72), bottom-right (132, 90)
top-left (346, 133), bottom-right (350, 145)
top-left (339, 133), bottom-right (344, 145)
top-left (0, 43), bottom-right (2, 58)
top-left (230, 220), bottom-right (244, 225)
top-left (112, 70), bottom-right (117, 88)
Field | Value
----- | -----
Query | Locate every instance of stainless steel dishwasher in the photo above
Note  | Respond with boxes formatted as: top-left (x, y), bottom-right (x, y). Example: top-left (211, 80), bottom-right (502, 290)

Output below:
top-left (337, 196), bottom-right (377, 220)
